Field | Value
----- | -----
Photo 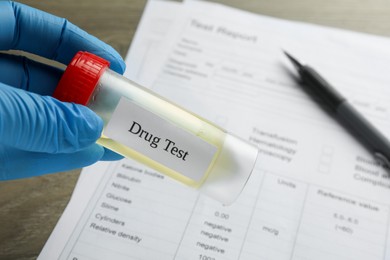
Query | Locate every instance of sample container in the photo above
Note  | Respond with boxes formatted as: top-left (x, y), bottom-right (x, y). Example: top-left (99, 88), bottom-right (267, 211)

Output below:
top-left (53, 51), bottom-right (258, 204)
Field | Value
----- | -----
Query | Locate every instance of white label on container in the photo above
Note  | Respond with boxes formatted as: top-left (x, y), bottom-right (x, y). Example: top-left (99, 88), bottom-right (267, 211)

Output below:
top-left (104, 98), bottom-right (217, 181)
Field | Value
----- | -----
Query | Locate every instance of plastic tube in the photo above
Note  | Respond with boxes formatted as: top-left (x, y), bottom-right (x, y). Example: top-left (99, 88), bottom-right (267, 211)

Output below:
top-left (53, 51), bottom-right (258, 204)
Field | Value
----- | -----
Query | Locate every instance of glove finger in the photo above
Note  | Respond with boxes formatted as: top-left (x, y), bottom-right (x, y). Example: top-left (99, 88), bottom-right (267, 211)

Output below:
top-left (0, 1), bottom-right (125, 74)
top-left (0, 83), bottom-right (103, 153)
top-left (0, 144), bottom-right (105, 180)
top-left (101, 147), bottom-right (124, 161)
top-left (0, 53), bottom-right (62, 95)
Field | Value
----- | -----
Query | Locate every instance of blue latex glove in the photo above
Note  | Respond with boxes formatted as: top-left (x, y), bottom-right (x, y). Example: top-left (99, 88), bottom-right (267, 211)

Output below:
top-left (0, 1), bottom-right (126, 180)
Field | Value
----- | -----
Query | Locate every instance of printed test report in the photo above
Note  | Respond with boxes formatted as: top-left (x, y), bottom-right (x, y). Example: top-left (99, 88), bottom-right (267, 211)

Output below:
top-left (39, 0), bottom-right (390, 259)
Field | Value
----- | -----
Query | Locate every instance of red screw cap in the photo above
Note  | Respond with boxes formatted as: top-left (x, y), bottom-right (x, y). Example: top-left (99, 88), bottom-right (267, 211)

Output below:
top-left (53, 51), bottom-right (110, 105)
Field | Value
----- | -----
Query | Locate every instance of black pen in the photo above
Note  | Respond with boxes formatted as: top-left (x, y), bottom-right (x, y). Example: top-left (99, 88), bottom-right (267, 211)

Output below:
top-left (284, 51), bottom-right (390, 167)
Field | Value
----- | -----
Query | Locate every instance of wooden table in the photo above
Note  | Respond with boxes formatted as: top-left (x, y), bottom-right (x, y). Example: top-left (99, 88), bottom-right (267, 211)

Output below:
top-left (1, 0), bottom-right (389, 259)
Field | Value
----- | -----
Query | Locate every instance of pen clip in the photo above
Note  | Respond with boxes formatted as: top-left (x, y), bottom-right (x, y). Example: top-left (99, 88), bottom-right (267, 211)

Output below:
top-left (373, 152), bottom-right (390, 168)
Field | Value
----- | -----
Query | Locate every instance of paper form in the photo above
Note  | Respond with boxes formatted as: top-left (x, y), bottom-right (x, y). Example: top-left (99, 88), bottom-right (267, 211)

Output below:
top-left (39, 0), bottom-right (390, 259)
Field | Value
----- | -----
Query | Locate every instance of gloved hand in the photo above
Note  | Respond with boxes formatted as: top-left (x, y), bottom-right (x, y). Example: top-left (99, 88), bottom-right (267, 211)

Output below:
top-left (0, 1), bottom-right (126, 180)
